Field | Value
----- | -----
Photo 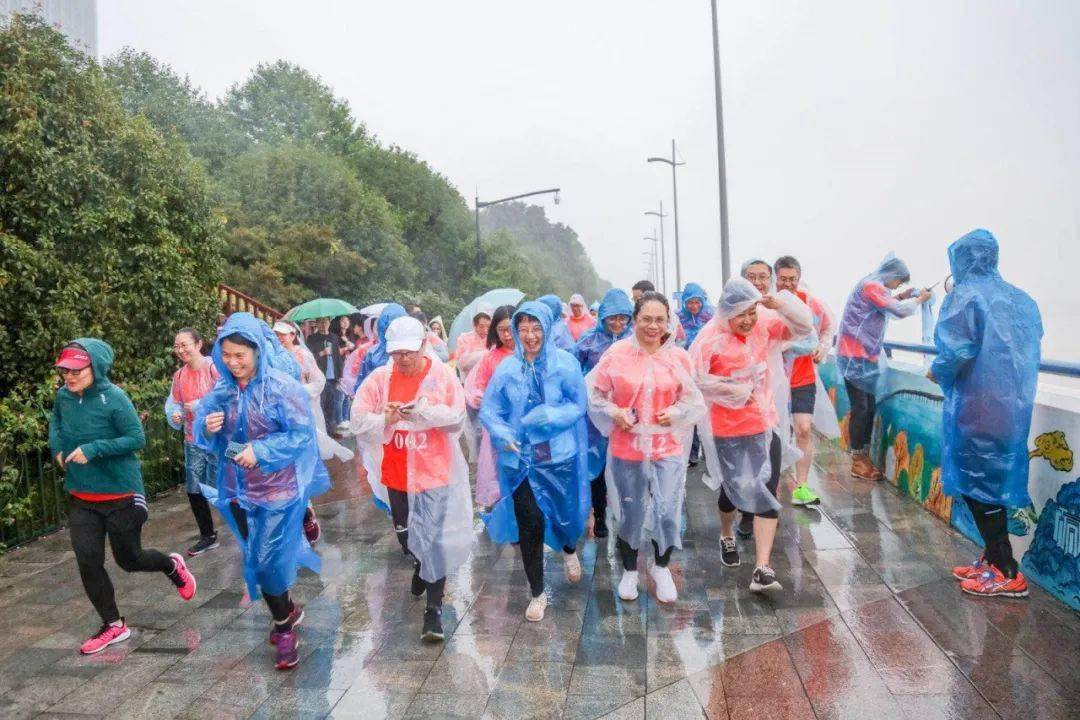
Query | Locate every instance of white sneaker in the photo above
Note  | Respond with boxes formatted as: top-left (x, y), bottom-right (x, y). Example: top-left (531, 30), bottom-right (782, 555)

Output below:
top-left (618, 570), bottom-right (639, 601)
top-left (525, 595), bottom-right (547, 622)
top-left (651, 565), bottom-right (678, 603)
top-left (564, 552), bottom-right (582, 583)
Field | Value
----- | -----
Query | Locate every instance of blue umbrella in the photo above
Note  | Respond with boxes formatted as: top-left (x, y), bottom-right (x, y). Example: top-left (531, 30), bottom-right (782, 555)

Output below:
top-left (449, 288), bottom-right (524, 351)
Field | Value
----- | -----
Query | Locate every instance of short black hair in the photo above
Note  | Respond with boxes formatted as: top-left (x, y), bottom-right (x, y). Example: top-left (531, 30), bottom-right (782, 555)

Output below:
top-left (632, 280), bottom-right (656, 293)
top-left (221, 332), bottom-right (258, 351)
top-left (632, 291), bottom-right (670, 320)
top-left (472, 311), bottom-right (491, 326)
top-left (774, 255), bottom-right (802, 275)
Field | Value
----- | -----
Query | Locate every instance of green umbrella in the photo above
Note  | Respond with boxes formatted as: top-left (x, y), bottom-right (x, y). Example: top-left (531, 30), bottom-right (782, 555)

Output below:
top-left (287, 298), bottom-right (360, 322)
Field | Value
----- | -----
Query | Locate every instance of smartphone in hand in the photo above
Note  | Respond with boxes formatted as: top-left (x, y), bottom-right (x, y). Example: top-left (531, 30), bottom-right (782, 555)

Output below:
top-left (225, 441), bottom-right (247, 462)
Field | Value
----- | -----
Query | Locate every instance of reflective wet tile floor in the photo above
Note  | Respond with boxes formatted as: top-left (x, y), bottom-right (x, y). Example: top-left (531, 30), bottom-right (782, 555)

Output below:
top-left (1, 441), bottom-right (1077, 719)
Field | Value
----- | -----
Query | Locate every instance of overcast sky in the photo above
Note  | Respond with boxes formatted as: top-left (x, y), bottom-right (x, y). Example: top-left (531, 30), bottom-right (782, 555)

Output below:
top-left (98, 0), bottom-right (1079, 359)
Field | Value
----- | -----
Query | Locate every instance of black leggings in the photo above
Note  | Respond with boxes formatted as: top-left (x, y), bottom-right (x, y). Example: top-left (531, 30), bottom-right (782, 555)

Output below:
top-left (387, 488), bottom-right (446, 608)
top-left (845, 380), bottom-right (877, 453)
top-left (228, 502), bottom-right (293, 624)
top-left (717, 432), bottom-right (782, 520)
top-left (616, 537), bottom-right (673, 571)
top-left (68, 496), bottom-right (175, 624)
top-left (513, 480), bottom-right (575, 598)
top-left (965, 496), bottom-right (1018, 578)
top-left (590, 469), bottom-right (607, 525)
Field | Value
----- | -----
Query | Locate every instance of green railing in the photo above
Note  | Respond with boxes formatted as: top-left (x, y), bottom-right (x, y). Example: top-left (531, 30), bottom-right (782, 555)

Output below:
top-left (0, 410), bottom-right (186, 549)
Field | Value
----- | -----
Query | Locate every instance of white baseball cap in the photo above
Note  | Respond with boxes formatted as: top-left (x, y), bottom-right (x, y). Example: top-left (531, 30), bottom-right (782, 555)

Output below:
top-left (385, 316), bottom-right (426, 353)
top-left (272, 320), bottom-right (297, 335)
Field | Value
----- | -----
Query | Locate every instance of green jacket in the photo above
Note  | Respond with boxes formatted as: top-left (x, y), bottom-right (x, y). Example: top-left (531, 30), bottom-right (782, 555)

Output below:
top-left (48, 338), bottom-right (145, 496)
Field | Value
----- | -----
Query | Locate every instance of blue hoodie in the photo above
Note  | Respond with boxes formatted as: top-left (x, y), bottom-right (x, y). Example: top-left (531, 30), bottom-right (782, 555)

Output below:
top-left (933, 229), bottom-right (1042, 508)
top-left (194, 312), bottom-right (330, 597)
top-left (356, 303), bottom-right (407, 392)
top-left (537, 294), bottom-right (575, 350)
top-left (479, 301), bottom-right (590, 550)
top-left (677, 282), bottom-right (714, 347)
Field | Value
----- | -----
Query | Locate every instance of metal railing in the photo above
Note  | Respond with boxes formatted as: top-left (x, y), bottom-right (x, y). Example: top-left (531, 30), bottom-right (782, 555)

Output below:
top-left (218, 283), bottom-right (284, 324)
top-left (883, 341), bottom-right (1080, 379)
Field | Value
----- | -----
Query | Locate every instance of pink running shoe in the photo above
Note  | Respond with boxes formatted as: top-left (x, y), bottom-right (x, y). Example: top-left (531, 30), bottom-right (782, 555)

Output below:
top-left (80, 620), bottom-right (131, 655)
top-left (169, 553), bottom-right (197, 601)
top-left (274, 629), bottom-right (299, 670)
top-left (303, 507), bottom-right (321, 545)
top-left (268, 604), bottom-right (305, 645)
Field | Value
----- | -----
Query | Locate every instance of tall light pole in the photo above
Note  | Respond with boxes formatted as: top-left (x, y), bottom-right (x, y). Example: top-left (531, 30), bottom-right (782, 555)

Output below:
top-left (644, 234), bottom-right (661, 289)
top-left (647, 141), bottom-right (685, 290)
top-left (710, 0), bottom-right (731, 282)
top-left (644, 202), bottom-right (668, 295)
top-left (475, 187), bottom-right (561, 268)
top-left (641, 250), bottom-right (656, 288)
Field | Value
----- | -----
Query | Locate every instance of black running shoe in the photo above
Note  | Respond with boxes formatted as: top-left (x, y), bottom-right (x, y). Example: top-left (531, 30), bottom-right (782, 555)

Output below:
top-left (720, 536), bottom-right (740, 567)
top-left (736, 513), bottom-right (754, 540)
top-left (411, 563), bottom-right (425, 598)
top-left (421, 607), bottom-right (444, 643)
top-left (749, 565), bottom-right (783, 593)
top-left (186, 534), bottom-right (219, 557)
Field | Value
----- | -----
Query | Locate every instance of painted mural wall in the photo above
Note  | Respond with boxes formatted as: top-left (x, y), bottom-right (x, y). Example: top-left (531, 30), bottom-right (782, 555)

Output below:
top-left (820, 357), bottom-right (1080, 610)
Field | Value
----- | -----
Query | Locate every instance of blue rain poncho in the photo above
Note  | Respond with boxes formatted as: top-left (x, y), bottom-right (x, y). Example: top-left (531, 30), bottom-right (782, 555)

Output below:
top-left (480, 301), bottom-right (590, 550)
top-left (677, 282), bottom-right (715, 348)
top-left (836, 255), bottom-right (919, 393)
top-left (194, 313), bottom-right (331, 599)
top-left (574, 288), bottom-right (634, 478)
top-left (537, 294), bottom-right (575, 351)
top-left (932, 230), bottom-right (1042, 508)
top-left (355, 303), bottom-right (407, 392)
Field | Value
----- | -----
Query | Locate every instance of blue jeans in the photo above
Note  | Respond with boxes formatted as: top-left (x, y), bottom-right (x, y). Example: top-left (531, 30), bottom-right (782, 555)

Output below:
top-left (184, 441), bottom-right (218, 495)
top-left (336, 385), bottom-right (351, 425)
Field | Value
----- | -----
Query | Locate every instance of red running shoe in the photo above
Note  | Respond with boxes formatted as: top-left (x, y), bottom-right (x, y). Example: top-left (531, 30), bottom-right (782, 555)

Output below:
top-left (80, 620), bottom-right (131, 655)
top-left (274, 629), bottom-right (299, 670)
top-left (951, 555), bottom-right (987, 581)
top-left (169, 553), bottom-right (197, 601)
top-left (961, 567), bottom-right (1029, 599)
top-left (303, 507), bottom-right (321, 545)
top-left (268, 604), bottom-right (305, 645)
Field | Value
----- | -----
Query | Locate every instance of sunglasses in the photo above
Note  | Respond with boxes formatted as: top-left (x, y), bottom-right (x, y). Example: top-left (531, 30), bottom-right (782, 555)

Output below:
top-left (58, 366), bottom-right (90, 376)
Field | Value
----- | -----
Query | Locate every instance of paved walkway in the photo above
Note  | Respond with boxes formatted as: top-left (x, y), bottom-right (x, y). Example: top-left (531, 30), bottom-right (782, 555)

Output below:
top-left (0, 441), bottom-right (1077, 719)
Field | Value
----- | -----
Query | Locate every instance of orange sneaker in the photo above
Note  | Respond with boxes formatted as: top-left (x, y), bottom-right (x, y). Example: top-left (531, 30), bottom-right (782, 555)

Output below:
top-left (960, 566), bottom-right (1028, 599)
top-left (951, 555), bottom-right (987, 581)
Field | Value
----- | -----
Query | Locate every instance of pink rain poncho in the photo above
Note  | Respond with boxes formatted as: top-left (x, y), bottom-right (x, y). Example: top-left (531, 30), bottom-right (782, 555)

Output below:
top-left (165, 361), bottom-right (219, 442)
top-left (454, 329), bottom-right (489, 378)
top-left (688, 279), bottom-right (812, 514)
top-left (465, 345), bottom-right (514, 506)
top-left (586, 332), bottom-right (705, 554)
top-left (350, 354), bottom-right (474, 583)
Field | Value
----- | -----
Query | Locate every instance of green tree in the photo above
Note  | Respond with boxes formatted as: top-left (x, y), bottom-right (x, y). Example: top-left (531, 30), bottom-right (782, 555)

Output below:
top-left (103, 48), bottom-right (249, 173)
top-left (0, 15), bottom-right (222, 396)
top-left (222, 60), bottom-right (360, 155)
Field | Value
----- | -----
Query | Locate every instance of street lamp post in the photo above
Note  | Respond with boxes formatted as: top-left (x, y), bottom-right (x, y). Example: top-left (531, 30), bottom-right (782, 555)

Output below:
top-left (475, 187), bottom-right (561, 268)
top-left (647, 141), bottom-right (685, 291)
top-left (710, 0), bottom-right (731, 282)
top-left (641, 250), bottom-right (656, 289)
top-left (644, 202), bottom-right (668, 295)
top-left (644, 234), bottom-right (661, 289)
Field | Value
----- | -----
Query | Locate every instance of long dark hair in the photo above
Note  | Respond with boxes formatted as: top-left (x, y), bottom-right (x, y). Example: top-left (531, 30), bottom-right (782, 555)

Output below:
top-left (486, 305), bottom-right (516, 349)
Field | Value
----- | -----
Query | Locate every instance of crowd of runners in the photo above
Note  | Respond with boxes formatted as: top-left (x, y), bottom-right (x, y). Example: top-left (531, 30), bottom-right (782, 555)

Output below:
top-left (47, 229), bottom-right (1042, 670)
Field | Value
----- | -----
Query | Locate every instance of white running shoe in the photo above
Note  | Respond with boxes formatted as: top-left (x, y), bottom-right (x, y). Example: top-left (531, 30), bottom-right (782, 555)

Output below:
top-left (651, 565), bottom-right (678, 603)
top-left (618, 570), bottom-right (640, 601)
top-left (525, 595), bottom-right (548, 622)
top-left (564, 552), bottom-right (582, 583)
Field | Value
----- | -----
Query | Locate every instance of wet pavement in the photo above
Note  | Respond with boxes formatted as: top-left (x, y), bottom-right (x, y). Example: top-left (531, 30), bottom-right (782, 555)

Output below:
top-left (0, 440), bottom-right (1077, 719)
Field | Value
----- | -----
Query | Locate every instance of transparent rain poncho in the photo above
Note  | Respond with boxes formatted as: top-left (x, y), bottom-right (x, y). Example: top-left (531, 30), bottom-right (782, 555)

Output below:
top-left (537, 294), bottom-right (576, 351)
top-left (933, 229), bottom-right (1043, 507)
top-left (464, 344), bottom-right (515, 506)
top-left (194, 312), bottom-right (331, 598)
top-left (355, 303), bottom-right (408, 393)
top-left (574, 288), bottom-right (634, 479)
top-left (785, 286), bottom-right (841, 439)
top-left (837, 254), bottom-right (919, 393)
top-left (350, 353), bottom-right (474, 583)
top-left (676, 282), bottom-right (715, 348)
top-left (285, 340), bottom-right (353, 462)
top-left (479, 301), bottom-right (590, 551)
top-left (688, 279), bottom-right (813, 514)
top-left (585, 327), bottom-right (705, 554)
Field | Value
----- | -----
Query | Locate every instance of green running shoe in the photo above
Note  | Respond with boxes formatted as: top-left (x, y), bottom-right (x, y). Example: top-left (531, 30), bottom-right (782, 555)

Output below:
top-left (791, 483), bottom-right (821, 507)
